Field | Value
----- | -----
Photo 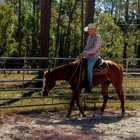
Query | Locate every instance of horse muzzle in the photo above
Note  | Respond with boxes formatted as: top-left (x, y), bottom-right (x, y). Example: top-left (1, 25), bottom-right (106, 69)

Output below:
top-left (41, 89), bottom-right (49, 96)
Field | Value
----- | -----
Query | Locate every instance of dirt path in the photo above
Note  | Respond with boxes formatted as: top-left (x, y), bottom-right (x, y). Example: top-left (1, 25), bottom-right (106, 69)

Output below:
top-left (0, 109), bottom-right (140, 140)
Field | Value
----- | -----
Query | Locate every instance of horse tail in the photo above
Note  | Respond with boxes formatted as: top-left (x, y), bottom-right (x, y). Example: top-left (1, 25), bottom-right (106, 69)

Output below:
top-left (118, 64), bottom-right (124, 83)
top-left (118, 64), bottom-right (124, 74)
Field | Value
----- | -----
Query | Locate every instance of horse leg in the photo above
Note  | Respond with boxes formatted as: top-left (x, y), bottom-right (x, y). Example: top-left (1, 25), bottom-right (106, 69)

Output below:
top-left (66, 98), bottom-right (75, 118)
top-left (115, 87), bottom-right (125, 114)
top-left (100, 81), bottom-right (110, 115)
top-left (75, 93), bottom-right (86, 117)
top-left (67, 89), bottom-right (86, 117)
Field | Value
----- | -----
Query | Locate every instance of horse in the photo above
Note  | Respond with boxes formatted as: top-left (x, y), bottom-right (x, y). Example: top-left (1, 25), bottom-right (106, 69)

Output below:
top-left (41, 59), bottom-right (125, 117)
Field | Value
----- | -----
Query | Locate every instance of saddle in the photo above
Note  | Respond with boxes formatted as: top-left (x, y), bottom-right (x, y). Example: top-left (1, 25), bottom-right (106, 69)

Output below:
top-left (81, 57), bottom-right (110, 89)
top-left (78, 57), bottom-right (110, 89)
top-left (93, 57), bottom-right (110, 75)
top-left (82, 57), bottom-right (110, 76)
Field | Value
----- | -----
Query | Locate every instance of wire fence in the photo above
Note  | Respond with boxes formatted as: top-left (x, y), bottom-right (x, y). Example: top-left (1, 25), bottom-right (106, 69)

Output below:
top-left (0, 57), bottom-right (140, 109)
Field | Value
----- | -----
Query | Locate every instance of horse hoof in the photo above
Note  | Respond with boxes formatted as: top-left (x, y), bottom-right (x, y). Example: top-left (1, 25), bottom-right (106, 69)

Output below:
top-left (66, 115), bottom-right (70, 118)
top-left (66, 113), bottom-right (71, 118)
top-left (100, 112), bottom-right (103, 116)
top-left (121, 112), bottom-right (125, 117)
top-left (82, 114), bottom-right (86, 117)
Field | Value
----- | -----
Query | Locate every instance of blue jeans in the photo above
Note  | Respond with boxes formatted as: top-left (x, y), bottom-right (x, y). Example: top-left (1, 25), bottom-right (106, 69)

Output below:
top-left (87, 58), bottom-right (97, 86)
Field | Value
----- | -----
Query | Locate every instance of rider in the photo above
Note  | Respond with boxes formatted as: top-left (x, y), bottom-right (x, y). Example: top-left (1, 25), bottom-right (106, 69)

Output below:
top-left (78, 23), bottom-right (101, 93)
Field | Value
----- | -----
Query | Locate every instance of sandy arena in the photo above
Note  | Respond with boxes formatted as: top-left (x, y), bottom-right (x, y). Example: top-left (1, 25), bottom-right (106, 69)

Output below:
top-left (0, 109), bottom-right (140, 140)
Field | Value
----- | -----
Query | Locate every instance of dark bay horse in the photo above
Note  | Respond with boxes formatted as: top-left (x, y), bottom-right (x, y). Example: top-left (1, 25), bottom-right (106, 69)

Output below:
top-left (41, 59), bottom-right (125, 117)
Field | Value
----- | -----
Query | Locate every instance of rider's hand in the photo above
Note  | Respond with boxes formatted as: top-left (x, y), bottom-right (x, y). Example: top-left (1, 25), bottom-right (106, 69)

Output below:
top-left (78, 52), bottom-right (86, 59)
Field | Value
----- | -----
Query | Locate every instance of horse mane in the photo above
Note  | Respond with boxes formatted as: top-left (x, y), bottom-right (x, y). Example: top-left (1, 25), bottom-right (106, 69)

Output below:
top-left (48, 59), bottom-right (123, 76)
top-left (53, 60), bottom-right (80, 72)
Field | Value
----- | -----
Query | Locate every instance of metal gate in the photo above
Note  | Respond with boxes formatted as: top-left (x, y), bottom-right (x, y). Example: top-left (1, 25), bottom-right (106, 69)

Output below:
top-left (0, 57), bottom-right (140, 109)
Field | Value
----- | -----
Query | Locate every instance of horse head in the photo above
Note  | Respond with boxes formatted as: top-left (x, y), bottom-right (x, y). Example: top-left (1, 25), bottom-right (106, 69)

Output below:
top-left (41, 69), bottom-right (56, 96)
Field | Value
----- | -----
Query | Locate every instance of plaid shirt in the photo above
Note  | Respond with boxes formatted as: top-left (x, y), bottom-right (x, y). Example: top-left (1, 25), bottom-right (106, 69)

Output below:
top-left (84, 34), bottom-right (101, 59)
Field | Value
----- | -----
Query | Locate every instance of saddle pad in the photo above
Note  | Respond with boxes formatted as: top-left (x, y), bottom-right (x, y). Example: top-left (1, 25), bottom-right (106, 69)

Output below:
top-left (93, 67), bottom-right (109, 75)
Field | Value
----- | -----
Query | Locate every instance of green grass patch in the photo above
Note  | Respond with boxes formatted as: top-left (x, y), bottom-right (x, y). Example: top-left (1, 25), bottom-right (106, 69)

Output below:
top-left (0, 73), bottom-right (140, 115)
top-left (0, 73), bottom-right (37, 80)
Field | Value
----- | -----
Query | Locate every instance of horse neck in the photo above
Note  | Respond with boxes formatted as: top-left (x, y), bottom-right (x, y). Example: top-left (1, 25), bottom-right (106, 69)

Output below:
top-left (53, 61), bottom-right (79, 82)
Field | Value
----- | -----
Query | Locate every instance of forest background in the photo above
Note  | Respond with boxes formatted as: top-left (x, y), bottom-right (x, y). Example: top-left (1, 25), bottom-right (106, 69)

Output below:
top-left (0, 0), bottom-right (140, 72)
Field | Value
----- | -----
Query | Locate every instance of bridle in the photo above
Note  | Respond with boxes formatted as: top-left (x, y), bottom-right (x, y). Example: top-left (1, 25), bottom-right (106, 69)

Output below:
top-left (44, 70), bottom-right (54, 93)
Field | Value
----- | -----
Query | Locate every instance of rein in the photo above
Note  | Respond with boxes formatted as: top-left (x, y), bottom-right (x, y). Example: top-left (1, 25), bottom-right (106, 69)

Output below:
top-left (68, 59), bottom-right (83, 89)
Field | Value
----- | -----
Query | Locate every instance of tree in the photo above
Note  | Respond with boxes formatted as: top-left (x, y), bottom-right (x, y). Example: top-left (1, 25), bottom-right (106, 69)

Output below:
top-left (0, 3), bottom-right (16, 56)
top-left (97, 14), bottom-right (123, 59)
top-left (18, 0), bottom-right (22, 57)
top-left (54, 0), bottom-right (62, 58)
top-left (85, 0), bottom-right (95, 25)
top-left (84, 0), bottom-right (95, 45)
top-left (1, 0), bottom-right (140, 61)
top-left (38, 0), bottom-right (51, 80)
top-left (30, 0), bottom-right (41, 58)
top-left (64, 0), bottom-right (79, 58)
top-left (123, 0), bottom-right (129, 65)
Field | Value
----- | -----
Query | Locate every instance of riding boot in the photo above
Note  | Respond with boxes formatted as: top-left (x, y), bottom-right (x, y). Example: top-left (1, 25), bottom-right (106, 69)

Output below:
top-left (84, 85), bottom-right (92, 93)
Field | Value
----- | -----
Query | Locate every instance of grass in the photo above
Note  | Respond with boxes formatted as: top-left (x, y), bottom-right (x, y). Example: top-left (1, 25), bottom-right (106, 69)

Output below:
top-left (0, 73), bottom-right (37, 80)
top-left (0, 73), bottom-right (140, 115)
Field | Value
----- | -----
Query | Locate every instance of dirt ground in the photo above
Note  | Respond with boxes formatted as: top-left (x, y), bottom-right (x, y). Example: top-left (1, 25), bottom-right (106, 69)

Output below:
top-left (0, 109), bottom-right (140, 140)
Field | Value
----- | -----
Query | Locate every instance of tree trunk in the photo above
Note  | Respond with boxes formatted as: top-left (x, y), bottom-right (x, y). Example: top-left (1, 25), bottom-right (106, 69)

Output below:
top-left (123, 0), bottom-right (129, 66)
top-left (17, 0), bottom-right (22, 74)
top-left (84, 0), bottom-right (95, 46)
top-left (38, 0), bottom-right (51, 81)
top-left (85, 0), bottom-right (95, 26)
top-left (54, 0), bottom-right (62, 58)
top-left (64, 0), bottom-right (79, 58)
top-left (81, 0), bottom-right (84, 51)
top-left (31, 0), bottom-right (36, 57)
top-left (18, 0), bottom-right (22, 57)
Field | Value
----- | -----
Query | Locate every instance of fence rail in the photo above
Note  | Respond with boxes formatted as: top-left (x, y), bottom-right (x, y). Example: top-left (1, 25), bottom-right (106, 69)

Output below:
top-left (0, 57), bottom-right (140, 109)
